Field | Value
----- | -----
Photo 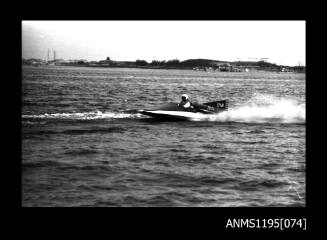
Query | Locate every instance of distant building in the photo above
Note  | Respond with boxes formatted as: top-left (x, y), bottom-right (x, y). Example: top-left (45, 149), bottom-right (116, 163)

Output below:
top-left (115, 61), bottom-right (135, 67)
top-left (22, 58), bottom-right (47, 66)
top-left (216, 62), bottom-right (232, 72)
top-left (98, 58), bottom-right (111, 66)
top-left (281, 67), bottom-right (290, 72)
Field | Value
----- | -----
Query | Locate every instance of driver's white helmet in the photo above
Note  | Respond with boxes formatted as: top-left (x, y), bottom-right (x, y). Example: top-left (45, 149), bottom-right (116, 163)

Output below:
top-left (181, 94), bottom-right (189, 101)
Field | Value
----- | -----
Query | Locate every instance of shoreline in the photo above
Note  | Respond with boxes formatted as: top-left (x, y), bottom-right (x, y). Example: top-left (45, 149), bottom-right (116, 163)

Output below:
top-left (22, 64), bottom-right (305, 73)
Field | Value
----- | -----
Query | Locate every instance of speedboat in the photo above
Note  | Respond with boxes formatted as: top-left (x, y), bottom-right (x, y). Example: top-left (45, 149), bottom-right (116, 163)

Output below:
top-left (139, 100), bottom-right (228, 120)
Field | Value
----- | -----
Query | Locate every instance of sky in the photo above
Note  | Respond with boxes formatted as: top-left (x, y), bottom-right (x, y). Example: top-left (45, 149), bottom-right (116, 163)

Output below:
top-left (22, 21), bottom-right (305, 66)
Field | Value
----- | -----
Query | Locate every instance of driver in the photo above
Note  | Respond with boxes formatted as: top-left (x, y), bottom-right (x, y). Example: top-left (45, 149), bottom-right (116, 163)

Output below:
top-left (178, 94), bottom-right (193, 109)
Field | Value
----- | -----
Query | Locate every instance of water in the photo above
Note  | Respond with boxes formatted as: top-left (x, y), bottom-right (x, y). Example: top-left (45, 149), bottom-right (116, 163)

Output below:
top-left (22, 66), bottom-right (306, 207)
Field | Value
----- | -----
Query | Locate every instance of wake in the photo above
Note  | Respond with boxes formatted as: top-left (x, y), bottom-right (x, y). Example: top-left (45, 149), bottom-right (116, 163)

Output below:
top-left (22, 111), bottom-right (144, 120)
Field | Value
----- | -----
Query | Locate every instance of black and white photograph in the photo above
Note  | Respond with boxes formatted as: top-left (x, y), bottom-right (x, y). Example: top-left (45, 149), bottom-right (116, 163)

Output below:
top-left (22, 20), bottom-right (305, 208)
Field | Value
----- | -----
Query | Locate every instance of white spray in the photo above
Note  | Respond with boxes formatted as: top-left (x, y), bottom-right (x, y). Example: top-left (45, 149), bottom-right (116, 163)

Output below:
top-left (199, 94), bottom-right (305, 123)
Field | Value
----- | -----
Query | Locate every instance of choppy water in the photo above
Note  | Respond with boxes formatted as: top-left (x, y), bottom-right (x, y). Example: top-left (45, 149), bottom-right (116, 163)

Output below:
top-left (22, 66), bottom-right (305, 207)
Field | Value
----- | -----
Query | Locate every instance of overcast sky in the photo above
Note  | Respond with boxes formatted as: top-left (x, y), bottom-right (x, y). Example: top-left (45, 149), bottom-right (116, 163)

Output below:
top-left (22, 21), bottom-right (305, 66)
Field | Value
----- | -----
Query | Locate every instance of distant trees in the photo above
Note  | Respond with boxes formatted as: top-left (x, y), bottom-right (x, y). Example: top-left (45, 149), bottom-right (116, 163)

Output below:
top-left (135, 59), bottom-right (148, 66)
top-left (150, 60), bottom-right (166, 66)
top-left (133, 58), bottom-right (217, 68)
top-left (149, 59), bottom-right (180, 67)
top-left (166, 59), bottom-right (180, 66)
top-left (256, 60), bottom-right (278, 68)
top-left (179, 59), bottom-right (215, 68)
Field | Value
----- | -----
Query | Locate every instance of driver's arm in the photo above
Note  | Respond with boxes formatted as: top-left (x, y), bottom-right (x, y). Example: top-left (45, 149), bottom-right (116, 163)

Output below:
top-left (184, 102), bottom-right (191, 108)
